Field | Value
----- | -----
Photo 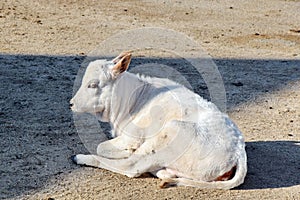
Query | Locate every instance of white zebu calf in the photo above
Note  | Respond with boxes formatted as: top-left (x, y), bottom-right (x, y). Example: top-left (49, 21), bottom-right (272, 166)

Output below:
top-left (70, 52), bottom-right (247, 189)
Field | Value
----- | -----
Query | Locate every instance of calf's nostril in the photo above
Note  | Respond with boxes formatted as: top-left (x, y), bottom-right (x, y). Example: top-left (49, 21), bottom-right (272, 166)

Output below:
top-left (69, 102), bottom-right (74, 108)
top-left (70, 99), bottom-right (74, 108)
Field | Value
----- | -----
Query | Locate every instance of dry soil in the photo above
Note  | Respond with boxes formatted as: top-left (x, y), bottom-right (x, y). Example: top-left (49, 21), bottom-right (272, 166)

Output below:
top-left (0, 0), bottom-right (299, 199)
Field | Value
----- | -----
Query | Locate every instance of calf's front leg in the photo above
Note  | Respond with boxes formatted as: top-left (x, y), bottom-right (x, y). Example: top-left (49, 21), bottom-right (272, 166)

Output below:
top-left (96, 135), bottom-right (140, 159)
top-left (71, 151), bottom-right (161, 178)
top-left (72, 120), bottom-right (196, 178)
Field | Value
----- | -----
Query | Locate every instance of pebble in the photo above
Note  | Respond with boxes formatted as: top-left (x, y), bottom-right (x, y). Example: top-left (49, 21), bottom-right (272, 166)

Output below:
top-left (231, 81), bottom-right (243, 87)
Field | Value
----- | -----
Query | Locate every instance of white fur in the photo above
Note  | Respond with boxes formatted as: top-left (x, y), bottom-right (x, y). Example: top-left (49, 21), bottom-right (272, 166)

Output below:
top-left (70, 53), bottom-right (247, 189)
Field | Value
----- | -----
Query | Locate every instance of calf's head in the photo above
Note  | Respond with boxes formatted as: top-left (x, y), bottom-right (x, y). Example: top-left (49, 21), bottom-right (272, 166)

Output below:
top-left (70, 52), bottom-right (132, 120)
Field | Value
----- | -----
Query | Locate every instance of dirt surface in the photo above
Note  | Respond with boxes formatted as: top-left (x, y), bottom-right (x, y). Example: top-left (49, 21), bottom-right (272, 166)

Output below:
top-left (0, 0), bottom-right (300, 199)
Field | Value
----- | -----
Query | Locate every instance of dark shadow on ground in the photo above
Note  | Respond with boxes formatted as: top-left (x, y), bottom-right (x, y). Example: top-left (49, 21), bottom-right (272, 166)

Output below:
top-left (0, 54), bottom-right (299, 198)
top-left (238, 141), bottom-right (300, 190)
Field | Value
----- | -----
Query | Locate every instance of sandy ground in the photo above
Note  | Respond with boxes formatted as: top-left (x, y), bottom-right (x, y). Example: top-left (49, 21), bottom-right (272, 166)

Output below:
top-left (0, 0), bottom-right (300, 199)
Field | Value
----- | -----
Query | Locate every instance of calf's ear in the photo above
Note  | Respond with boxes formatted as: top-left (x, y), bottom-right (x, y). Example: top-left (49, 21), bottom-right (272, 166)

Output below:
top-left (111, 52), bottom-right (132, 77)
top-left (112, 51), bottom-right (131, 64)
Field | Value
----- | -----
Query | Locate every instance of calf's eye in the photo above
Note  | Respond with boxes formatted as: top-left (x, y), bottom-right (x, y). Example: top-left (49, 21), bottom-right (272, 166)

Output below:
top-left (88, 82), bottom-right (98, 88)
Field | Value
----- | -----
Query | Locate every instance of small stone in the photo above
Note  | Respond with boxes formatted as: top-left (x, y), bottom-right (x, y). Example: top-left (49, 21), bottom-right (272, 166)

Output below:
top-left (231, 81), bottom-right (243, 87)
top-left (15, 154), bottom-right (22, 159)
top-left (288, 133), bottom-right (293, 137)
top-left (35, 20), bottom-right (42, 24)
top-left (290, 29), bottom-right (300, 33)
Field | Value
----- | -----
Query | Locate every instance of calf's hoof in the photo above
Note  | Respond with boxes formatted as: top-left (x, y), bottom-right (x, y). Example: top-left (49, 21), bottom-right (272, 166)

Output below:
top-left (70, 155), bottom-right (78, 164)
